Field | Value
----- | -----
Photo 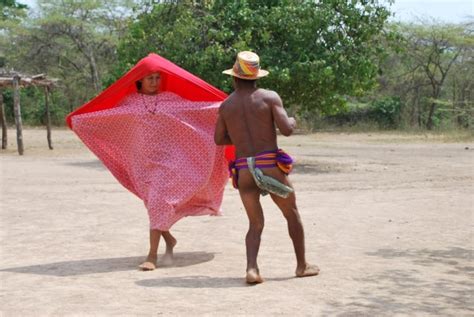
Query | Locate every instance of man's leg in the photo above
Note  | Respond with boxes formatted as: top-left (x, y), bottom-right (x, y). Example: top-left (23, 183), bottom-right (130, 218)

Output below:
top-left (161, 231), bottom-right (177, 265)
top-left (238, 171), bottom-right (265, 284)
top-left (139, 229), bottom-right (161, 271)
top-left (268, 172), bottom-right (319, 277)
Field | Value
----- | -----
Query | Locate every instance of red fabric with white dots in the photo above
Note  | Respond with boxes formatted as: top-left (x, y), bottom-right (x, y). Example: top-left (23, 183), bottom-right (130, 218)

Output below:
top-left (72, 92), bottom-right (229, 230)
top-left (66, 53), bottom-right (228, 127)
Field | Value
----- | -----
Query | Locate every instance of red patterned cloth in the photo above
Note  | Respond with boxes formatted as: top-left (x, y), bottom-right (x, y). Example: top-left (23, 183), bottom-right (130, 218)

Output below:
top-left (72, 92), bottom-right (228, 230)
top-left (67, 53), bottom-right (234, 230)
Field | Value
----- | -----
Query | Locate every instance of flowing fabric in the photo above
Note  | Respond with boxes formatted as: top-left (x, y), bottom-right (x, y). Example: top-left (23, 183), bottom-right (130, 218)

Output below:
top-left (67, 53), bottom-right (235, 230)
top-left (66, 53), bottom-right (235, 161)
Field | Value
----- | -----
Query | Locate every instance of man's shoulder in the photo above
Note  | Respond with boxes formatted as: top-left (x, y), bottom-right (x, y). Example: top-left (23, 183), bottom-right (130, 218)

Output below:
top-left (257, 88), bottom-right (281, 103)
top-left (221, 94), bottom-right (232, 105)
top-left (219, 94), bottom-right (233, 112)
top-left (222, 91), bottom-right (240, 104)
top-left (257, 88), bottom-right (279, 97)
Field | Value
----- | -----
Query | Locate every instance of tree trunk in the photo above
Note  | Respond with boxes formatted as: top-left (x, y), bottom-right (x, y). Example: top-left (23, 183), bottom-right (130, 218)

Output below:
top-left (410, 87), bottom-right (419, 127)
top-left (44, 86), bottom-right (53, 150)
top-left (452, 78), bottom-right (456, 126)
top-left (0, 92), bottom-right (7, 149)
top-left (458, 82), bottom-right (468, 127)
top-left (66, 86), bottom-right (74, 113)
top-left (12, 75), bottom-right (24, 155)
top-left (88, 48), bottom-right (101, 94)
top-left (426, 85), bottom-right (440, 130)
top-left (426, 102), bottom-right (436, 130)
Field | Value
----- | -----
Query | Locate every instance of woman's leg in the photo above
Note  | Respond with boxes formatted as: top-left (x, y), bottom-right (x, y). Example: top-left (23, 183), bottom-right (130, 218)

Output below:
top-left (161, 231), bottom-right (177, 265)
top-left (139, 229), bottom-right (162, 270)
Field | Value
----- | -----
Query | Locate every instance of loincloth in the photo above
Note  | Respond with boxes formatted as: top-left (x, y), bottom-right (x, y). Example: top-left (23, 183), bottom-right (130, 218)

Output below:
top-left (229, 149), bottom-right (294, 198)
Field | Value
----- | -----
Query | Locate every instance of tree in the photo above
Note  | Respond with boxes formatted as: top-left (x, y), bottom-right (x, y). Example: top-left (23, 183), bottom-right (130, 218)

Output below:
top-left (0, 0), bottom-right (28, 67)
top-left (405, 24), bottom-right (468, 129)
top-left (0, 0), bottom-right (27, 21)
top-left (1, 0), bottom-right (136, 124)
top-left (376, 21), bottom-right (473, 129)
top-left (116, 0), bottom-right (392, 116)
top-left (31, 0), bottom-right (134, 93)
top-left (3, 0), bottom-right (135, 111)
top-left (444, 22), bottom-right (474, 128)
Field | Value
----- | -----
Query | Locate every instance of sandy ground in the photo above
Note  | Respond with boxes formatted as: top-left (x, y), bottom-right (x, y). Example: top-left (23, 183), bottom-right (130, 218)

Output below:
top-left (0, 128), bottom-right (473, 316)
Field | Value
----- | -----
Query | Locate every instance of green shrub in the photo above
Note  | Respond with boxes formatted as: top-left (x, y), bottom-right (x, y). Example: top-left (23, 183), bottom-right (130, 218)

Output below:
top-left (369, 97), bottom-right (401, 128)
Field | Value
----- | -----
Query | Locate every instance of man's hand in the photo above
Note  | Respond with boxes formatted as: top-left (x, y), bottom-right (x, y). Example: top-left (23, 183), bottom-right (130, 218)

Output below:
top-left (269, 92), bottom-right (296, 136)
top-left (288, 117), bottom-right (297, 129)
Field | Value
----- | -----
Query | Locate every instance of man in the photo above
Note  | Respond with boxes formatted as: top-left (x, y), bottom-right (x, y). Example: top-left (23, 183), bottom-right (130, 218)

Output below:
top-left (215, 51), bottom-right (320, 284)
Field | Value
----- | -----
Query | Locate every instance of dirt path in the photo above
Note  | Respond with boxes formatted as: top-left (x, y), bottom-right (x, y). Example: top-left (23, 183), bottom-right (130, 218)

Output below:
top-left (1, 128), bottom-right (473, 316)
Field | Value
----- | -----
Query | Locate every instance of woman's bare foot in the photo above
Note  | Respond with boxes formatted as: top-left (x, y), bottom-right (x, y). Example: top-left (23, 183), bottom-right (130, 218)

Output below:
top-left (161, 237), bottom-right (177, 266)
top-left (138, 255), bottom-right (157, 271)
top-left (161, 253), bottom-right (173, 266)
top-left (295, 263), bottom-right (320, 277)
top-left (246, 268), bottom-right (264, 284)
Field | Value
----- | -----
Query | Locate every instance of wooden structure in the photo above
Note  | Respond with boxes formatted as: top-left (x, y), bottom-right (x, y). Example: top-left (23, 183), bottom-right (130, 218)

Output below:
top-left (0, 71), bottom-right (57, 155)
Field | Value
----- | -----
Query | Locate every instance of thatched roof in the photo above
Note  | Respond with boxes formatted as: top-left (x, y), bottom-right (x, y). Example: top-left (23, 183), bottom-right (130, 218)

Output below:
top-left (0, 71), bottom-right (58, 88)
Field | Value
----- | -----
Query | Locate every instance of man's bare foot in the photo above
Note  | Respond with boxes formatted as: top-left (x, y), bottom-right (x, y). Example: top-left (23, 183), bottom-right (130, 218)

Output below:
top-left (138, 255), bottom-right (157, 271)
top-left (295, 263), bottom-right (320, 277)
top-left (246, 268), bottom-right (264, 284)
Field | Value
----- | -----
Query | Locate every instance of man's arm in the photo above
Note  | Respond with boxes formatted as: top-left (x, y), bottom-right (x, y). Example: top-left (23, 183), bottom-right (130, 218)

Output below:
top-left (214, 109), bottom-right (233, 145)
top-left (269, 91), bottom-right (296, 136)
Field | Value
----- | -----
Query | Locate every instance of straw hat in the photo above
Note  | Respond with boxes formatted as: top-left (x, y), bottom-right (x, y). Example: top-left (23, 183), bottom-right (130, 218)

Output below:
top-left (223, 51), bottom-right (269, 80)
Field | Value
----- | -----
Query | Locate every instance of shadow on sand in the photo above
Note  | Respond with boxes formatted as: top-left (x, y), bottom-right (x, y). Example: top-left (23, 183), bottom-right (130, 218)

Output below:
top-left (292, 162), bottom-right (344, 175)
top-left (136, 275), bottom-right (294, 289)
top-left (322, 247), bottom-right (473, 316)
top-left (0, 252), bottom-right (215, 277)
top-left (64, 159), bottom-right (106, 171)
top-left (66, 159), bottom-right (346, 175)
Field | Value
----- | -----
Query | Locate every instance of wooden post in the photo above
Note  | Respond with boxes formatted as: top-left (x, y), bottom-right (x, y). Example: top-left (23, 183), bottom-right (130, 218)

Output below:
top-left (0, 92), bottom-right (7, 149)
top-left (12, 75), bottom-right (24, 155)
top-left (44, 86), bottom-right (53, 150)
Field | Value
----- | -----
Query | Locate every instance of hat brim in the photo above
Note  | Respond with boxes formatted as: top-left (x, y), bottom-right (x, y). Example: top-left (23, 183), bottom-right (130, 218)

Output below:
top-left (222, 68), bottom-right (269, 80)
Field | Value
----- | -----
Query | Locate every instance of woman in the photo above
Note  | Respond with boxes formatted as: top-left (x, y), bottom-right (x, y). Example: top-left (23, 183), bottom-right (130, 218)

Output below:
top-left (67, 54), bottom-right (230, 271)
top-left (135, 72), bottom-right (176, 270)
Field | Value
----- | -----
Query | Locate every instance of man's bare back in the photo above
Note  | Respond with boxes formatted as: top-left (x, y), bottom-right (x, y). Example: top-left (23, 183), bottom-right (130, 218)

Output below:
top-left (214, 86), bottom-right (295, 158)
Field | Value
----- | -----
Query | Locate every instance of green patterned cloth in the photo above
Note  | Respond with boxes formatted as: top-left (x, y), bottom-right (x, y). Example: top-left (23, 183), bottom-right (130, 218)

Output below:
top-left (247, 157), bottom-right (294, 198)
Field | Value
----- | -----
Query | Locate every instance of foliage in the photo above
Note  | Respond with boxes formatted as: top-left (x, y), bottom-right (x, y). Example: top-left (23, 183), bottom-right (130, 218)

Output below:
top-left (0, 0), bottom-right (27, 22)
top-left (0, 0), bottom-right (28, 67)
top-left (2, 87), bottom-right (68, 126)
top-left (1, 0), bottom-right (136, 125)
top-left (369, 96), bottom-right (401, 128)
top-left (319, 97), bottom-right (400, 129)
top-left (1, 0), bottom-right (472, 131)
top-left (374, 21), bottom-right (473, 129)
top-left (10, 0), bottom-right (135, 93)
top-left (116, 0), bottom-right (392, 115)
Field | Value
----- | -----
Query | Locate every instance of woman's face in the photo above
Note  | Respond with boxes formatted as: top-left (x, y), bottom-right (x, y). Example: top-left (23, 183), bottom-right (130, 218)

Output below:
top-left (139, 73), bottom-right (161, 95)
